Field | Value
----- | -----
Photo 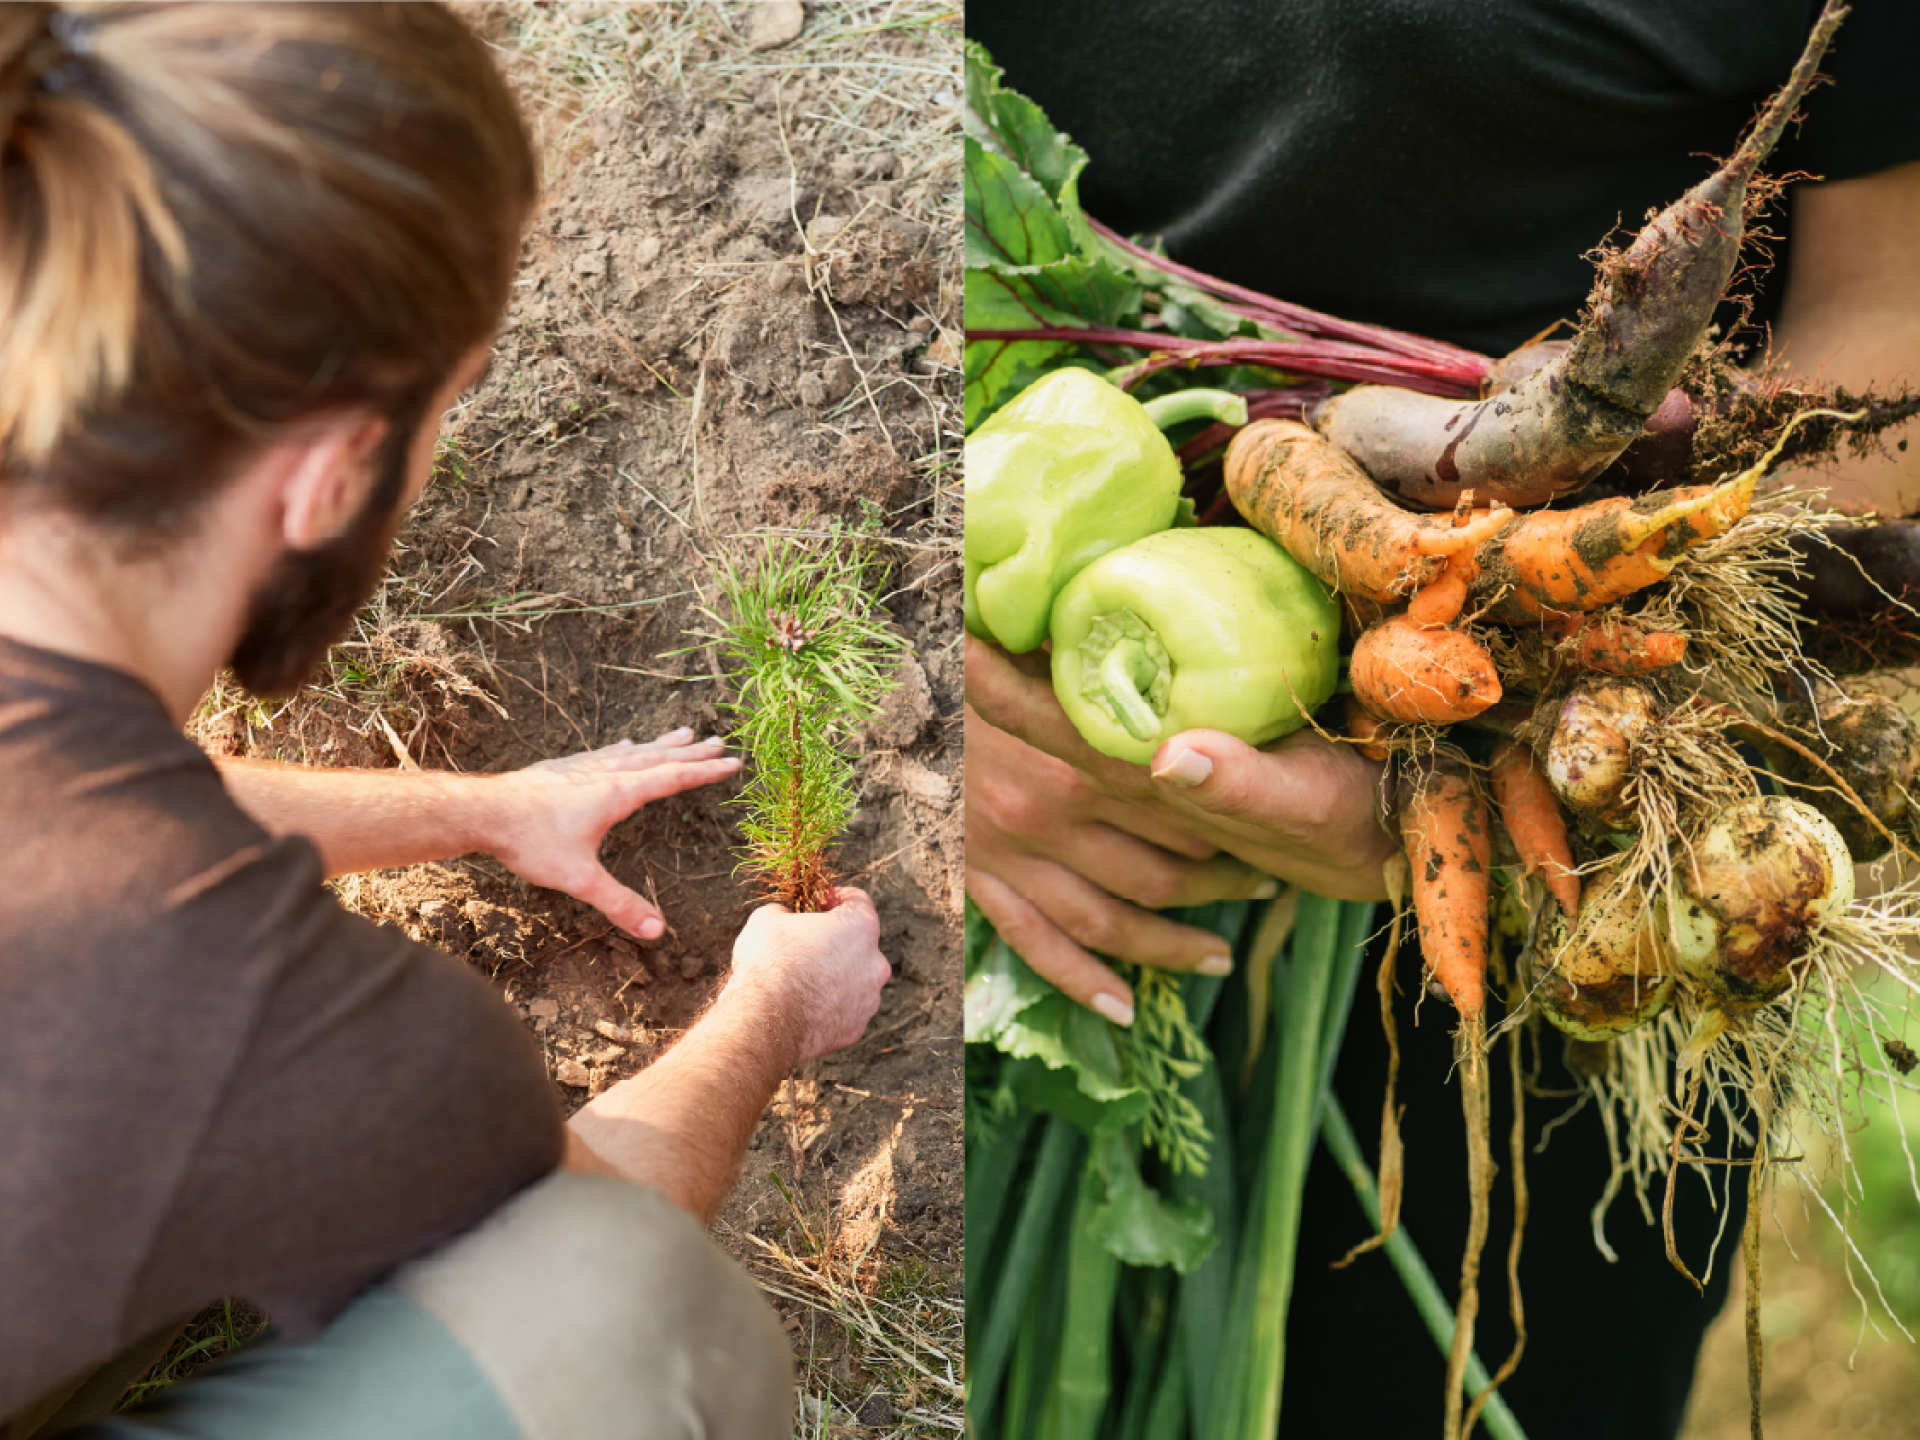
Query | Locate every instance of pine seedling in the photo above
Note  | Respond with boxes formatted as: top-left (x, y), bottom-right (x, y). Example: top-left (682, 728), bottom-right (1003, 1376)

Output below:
top-left (693, 529), bottom-right (907, 912)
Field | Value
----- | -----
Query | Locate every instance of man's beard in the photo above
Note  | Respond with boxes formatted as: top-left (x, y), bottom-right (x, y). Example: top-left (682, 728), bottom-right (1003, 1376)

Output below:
top-left (227, 400), bottom-right (426, 698)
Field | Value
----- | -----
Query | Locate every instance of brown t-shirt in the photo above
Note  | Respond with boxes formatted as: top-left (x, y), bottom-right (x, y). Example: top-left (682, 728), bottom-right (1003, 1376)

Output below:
top-left (0, 637), bottom-right (565, 1418)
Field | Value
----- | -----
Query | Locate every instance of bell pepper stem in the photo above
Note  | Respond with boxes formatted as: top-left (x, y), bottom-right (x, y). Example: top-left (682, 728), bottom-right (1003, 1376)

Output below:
top-left (1140, 388), bottom-right (1249, 432)
top-left (1099, 637), bottom-right (1165, 743)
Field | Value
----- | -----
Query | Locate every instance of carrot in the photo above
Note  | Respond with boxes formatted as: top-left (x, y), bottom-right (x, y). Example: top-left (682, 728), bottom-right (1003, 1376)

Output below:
top-left (1346, 695), bottom-right (1392, 761)
top-left (1312, 1), bottom-right (1846, 512)
top-left (1399, 754), bottom-right (1491, 1021)
top-left (1350, 615), bottom-right (1502, 726)
top-left (1543, 612), bottom-right (1687, 675)
top-left (1460, 468), bottom-right (1756, 624)
top-left (1488, 740), bottom-right (1581, 918)
top-left (1223, 419), bottom-right (1511, 609)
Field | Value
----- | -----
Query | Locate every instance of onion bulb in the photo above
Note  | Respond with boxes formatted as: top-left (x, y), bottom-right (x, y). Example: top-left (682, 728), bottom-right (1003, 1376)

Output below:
top-left (1544, 679), bottom-right (1659, 828)
top-left (1666, 795), bottom-right (1855, 1011)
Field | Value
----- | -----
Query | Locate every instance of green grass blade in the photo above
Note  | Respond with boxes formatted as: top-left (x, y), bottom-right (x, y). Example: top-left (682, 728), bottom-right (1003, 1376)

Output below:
top-left (1320, 1095), bottom-right (1532, 1440)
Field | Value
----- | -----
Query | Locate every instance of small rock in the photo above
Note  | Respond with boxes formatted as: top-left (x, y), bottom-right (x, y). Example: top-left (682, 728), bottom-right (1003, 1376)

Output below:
top-left (894, 1185), bottom-right (936, 1222)
top-left (868, 657), bottom-right (934, 747)
top-left (416, 898), bottom-right (454, 932)
top-left (528, 997), bottom-right (560, 1022)
top-left (921, 325), bottom-right (961, 372)
top-left (892, 757), bottom-right (951, 808)
top-left (744, 0), bottom-right (804, 51)
top-left (797, 372), bottom-right (830, 408)
top-left (907, 314), bottom-right (933, 334)
top-left (830, 153), bottom-right (859, 184)
top-left (593, 1020), bottom-right (633, 1043)
top-left (856, 1395), bottom-right (895, 1429)
top-left (820, 356), bottom-right (858, 404)
top-left (510, 482), bottom-right (533, 510)
top-left (615, 530), bottom-right (633, 554)
top-left (573, 250), bottom-right (607, 278)
top-left (869, 153), bottom-right (900, 180)
top-left (679, 952), bottom-right (708, 982)
top-left (585, 1043), bottom-right (626, 1066)
top-left (558, 216), bottom-right (586, 238)
top-left (554, 1058), bottom-right (592, 1089)
top-left (804, 213), bottom-right (849, 250)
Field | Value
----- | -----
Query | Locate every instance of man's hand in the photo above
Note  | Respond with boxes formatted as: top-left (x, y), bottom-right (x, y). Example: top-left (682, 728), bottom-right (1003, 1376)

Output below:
top-left (967, 634), bottom-right (1395, 1020)
top-left (725, 888), bottom-right (892, 1062)
top-left (565, 887), bottom-right (891, 1221)
top-left (214, 728), bottom-right (739, 944)
top-left (481, 730), bottom-right (741, 941)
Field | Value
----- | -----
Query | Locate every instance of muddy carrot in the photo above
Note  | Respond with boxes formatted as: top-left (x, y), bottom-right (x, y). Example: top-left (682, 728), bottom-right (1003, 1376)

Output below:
top-left (1399, 754), bottom-right (1492, 1021)
top-left (1346, 696), bottom-right (1393, 761)
top-left (1223, 419), bottom-right (1511, 609)
top-left (1350, 615), bottom-right (1502, 725)
top-left (1460, 468), bottom-right (1756, 624)
top-left (1313, 1), bottom-right (1846, 512)
top-left (1488, 740), bottom-right (1581, 918)
top-left (1544, 612), bottom-right (1688, 675)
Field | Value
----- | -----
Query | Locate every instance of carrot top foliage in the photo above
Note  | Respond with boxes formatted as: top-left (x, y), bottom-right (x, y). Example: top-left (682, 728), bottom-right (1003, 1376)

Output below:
top-left (691, 528), bottom-right (906, 912)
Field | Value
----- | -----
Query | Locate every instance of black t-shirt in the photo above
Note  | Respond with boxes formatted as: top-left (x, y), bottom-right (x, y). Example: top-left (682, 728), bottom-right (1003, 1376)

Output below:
top-left (0, 637), bottom-right (564, 1420)
top-left (969, 0), bottom-right (1920, 355)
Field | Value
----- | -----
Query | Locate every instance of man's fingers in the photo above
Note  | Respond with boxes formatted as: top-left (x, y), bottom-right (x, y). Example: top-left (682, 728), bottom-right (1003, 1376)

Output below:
top-left (568, 864), bottom-right (666, 941)
top-left (822, 886), bottom-right (881, 939)
top-left (968, 869), bottom-right (1137, 1026)
top-left (610, 756), bottom-right (742, 810)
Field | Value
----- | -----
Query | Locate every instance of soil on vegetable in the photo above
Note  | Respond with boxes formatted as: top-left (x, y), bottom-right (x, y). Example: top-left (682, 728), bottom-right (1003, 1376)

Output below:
top-left (197, 5), bottom-right (963, 1416)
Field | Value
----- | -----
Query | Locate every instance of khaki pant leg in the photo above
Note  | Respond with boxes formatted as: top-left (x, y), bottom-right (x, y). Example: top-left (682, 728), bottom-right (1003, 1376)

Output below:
top-left (389, 1171), bottom-right (793, 1440)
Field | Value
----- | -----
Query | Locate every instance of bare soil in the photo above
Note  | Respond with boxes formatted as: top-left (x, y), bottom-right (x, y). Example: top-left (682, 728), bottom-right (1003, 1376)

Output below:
top-left (1681, 1204), bottom-right (1920, 1440)
top-left (201, 6), bottom-right (963, 1426)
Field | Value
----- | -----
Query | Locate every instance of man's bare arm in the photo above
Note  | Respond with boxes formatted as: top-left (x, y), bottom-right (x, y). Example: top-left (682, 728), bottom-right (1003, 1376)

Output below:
top-left (562, 891), bottom-right (890, 1224)
top-left (1770, 159), bottom-right (1920, 513)
top-left (212, 732), bottom-right (738, 938)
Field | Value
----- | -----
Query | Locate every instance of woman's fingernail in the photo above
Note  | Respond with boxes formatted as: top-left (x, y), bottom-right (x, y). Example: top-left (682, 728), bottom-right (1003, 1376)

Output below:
top-left (704, 735), bottom-right (726, 747)
top-left (1090, 992), bottom-right (1135, 1028)
top-left (669, 726), bottom-right (694, 739)
top-left (1253, 876), bottom-right (1281, 900)
top-left (638, 916), bottom-right (665, 940)
top-left (1196, 953), bottom-right (1234, 977)
top-left (1151, 746), bottom-right (1213, 788)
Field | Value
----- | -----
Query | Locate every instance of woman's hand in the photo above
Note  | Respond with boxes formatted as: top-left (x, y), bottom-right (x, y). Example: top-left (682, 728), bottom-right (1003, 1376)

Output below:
top-left (967, 635), bottom-right (1397, 1021)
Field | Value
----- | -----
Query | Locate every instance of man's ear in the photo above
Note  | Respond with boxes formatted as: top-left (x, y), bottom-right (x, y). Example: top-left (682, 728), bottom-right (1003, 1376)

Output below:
top-left (276, 409), bottom-right (390, 550)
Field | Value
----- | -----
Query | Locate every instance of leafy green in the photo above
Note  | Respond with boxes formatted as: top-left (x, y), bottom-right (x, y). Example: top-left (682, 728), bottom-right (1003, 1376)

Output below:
top-left (961, 46), bottom-right (1145, 429)
top-left (1088, 1132), bottom-right (1218, 1274)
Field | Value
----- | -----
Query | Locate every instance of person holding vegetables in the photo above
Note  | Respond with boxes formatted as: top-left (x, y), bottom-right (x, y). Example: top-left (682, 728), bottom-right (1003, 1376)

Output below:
top-left (0, 6), bottom-right (890, 1438)
top-left (966, 1), bottom-right (1920, 1436)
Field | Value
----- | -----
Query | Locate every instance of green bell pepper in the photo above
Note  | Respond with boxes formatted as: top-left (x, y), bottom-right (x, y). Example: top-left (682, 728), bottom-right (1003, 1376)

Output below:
top-left (964, 370), bottom-right (1246, 654)
top-left (1049, 527), bottom-right (1341, 765)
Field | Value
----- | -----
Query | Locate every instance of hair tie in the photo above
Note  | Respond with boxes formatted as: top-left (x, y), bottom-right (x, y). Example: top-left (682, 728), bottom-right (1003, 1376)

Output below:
top-left (32, 10), bottom-right (93, 94)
